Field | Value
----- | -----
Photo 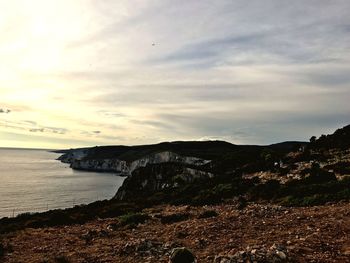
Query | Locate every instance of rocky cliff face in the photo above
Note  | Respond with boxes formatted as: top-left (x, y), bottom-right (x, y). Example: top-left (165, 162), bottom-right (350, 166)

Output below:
top-left (58, 148), bottom-right (214, 200)
top-left (58, 148), bottom-right (89, 164)
top-left (114, 163), bottom-right (214, 200)
top-left (59, 150), bottom-right (211, 176)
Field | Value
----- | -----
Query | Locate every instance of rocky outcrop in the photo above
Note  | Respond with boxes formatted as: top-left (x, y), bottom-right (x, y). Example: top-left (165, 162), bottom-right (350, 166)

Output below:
top-left (70, 158), bottom-right (130, 175)
top-left (58, 147), bottom-right (214, 201)
top-left (57, 148), bottom-right (89, 164)
top-left (114, 163), bottom-right (214, 200)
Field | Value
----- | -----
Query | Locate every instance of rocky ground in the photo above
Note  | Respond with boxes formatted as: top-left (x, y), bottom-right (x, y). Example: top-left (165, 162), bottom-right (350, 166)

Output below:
top-left (1, 200), bottom-right (350, 263)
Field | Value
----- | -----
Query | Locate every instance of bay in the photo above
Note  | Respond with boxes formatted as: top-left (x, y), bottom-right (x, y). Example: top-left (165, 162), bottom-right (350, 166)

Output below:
top-left (0, 148), bottom-right (125, 218)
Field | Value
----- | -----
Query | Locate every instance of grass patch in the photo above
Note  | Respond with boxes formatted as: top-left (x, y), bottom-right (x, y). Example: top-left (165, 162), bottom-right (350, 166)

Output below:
top-left (0, 200), bottom-right (144, 234)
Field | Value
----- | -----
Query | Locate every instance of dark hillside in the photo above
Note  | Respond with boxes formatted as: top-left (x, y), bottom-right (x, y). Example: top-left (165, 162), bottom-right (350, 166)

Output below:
top-left (310, 124), bottom-right (350, 149)
top-left (82, 141), bottom-right (237, 161)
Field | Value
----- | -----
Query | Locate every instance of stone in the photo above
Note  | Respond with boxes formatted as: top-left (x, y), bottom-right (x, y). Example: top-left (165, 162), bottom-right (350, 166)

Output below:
top-left (213, 244), bottom-right (290, 263)
top-left (107, 223), bottom-right (118, 231)
top-left (170, 247), bottom-right (196, 263)
top-left (276, 250), bottom-right (287, 259)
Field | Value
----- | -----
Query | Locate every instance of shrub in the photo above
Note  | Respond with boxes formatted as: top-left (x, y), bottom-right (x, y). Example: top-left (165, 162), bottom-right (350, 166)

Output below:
top-left (279, 196), bottom-right (299, 207)
top-left (198, 210), bottom-right (218, 219)
top-left (173, 175), bottom-right (186, 185)
top-left (160, 213), bottom-right (190, 224)
top-left (304, 166), bottom-right (337, 184)
top-left (118, 212), bottom-right (150, 226)
top-left (248, 180), bottom-right (281, 200)
top-left (190, 189), bottom-right (221, 205)
top-left (324, 162), bottom-right (350, 175)
top-left (170, 247), bottom-right (196, 263)
top-left (279, 177), bottom-right (350, 206)
top-left (53, 255), bottom-right (71, 263)
top-left (16, 212), bottom-right (35, 219)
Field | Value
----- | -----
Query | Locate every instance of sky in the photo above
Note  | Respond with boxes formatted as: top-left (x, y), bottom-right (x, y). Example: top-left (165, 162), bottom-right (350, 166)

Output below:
top-left (0, 0), bottom-right (349, 149)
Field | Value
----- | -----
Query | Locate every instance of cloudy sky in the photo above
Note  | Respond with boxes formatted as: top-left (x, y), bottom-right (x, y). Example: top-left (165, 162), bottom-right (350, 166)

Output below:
top-left (0, 0), bottom-right (349, 149)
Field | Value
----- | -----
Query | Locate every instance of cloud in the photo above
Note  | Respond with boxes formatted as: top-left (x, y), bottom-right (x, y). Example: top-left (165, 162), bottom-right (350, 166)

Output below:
top-left (0, 119), bottom-right (68, 135)
top-left (29, 127), bottom-right (67, 134)
top-left (29, 128), bottom-right (44, 133)
top-left (1, 0), bottom-right (350, 148)
top-left (155, 32), bottom-right (268, 64)
top-left (27, 125), bottom-right (68, 135)
top-left (154, 20), bottom-right (350, 68)
top-left (80, 130), bottom-right (102, 136)
top-left (0, 108), bottom-right (11, 113)
top-left (23, 120), bottom-right (37, 125)
top-left (97, 110), bottom-right (126, 118)
top-left (44, 127), bottom-right (68, 135)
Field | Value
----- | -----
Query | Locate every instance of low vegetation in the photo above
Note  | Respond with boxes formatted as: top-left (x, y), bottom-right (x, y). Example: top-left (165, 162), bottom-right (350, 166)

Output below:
top-left (0, 200), bottom-right (144, 234)
top-left (118, 213), bottom-right (150, 227)
top-left (160, 213), bottom-right (190, 224)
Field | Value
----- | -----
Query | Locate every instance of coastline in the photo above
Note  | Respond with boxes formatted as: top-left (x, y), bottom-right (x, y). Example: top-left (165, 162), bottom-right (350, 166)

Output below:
top-left (0, 148), bottom-right (125, 219)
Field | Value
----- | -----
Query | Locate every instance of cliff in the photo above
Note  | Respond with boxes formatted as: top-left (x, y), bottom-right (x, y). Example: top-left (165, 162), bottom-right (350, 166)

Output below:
top-left (59, 148), bottom-right (211, 176)
top-left (58, 140), bottom-right (308, 202)
top-left (115, 162), bottom-right (214, 200)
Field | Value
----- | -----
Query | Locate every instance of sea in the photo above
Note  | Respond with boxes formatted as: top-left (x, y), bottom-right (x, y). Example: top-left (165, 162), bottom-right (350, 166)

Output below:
top-left (0, 148), bottom-right (125, 219)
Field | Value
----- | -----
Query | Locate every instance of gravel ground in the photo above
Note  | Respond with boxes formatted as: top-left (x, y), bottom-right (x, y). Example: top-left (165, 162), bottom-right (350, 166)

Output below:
top-left (1, 201), bottom-right (350, 263)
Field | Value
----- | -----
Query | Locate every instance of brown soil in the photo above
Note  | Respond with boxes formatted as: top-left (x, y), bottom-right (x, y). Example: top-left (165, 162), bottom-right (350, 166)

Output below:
top-left (1, 201), bottom-right (350, 263)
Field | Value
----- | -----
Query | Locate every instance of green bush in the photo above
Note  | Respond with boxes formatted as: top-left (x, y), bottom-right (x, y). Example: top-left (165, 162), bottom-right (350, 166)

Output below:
top-left (279, 177), bottom-right (350, 206)
top-left (248, 180), bottom-right (281, 200)
top-left (160, 213), bottom-right (190, 224)
top-left (118, 212), bottom-right (150, 226)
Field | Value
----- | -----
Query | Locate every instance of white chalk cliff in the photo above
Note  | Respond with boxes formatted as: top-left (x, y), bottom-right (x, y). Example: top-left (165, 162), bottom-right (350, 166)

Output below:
top-left (59, 150), bottom-right (211, 176)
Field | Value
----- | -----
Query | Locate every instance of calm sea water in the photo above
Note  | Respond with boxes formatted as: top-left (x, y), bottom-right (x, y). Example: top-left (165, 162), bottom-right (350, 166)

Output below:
top-left (0, 148), bottom-right (125, 218)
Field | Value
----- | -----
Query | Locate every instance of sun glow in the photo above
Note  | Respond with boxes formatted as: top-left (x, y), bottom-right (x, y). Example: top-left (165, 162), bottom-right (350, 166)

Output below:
top-left (0, 1), bottom-right (349, 149)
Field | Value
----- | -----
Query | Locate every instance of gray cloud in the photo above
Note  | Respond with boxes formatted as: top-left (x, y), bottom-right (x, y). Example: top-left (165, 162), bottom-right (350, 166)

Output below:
top-left (2, 1), bottom-right (350, 147)
top-left (155, 21), bottom-right (350, 68)
top-left (80, 130), bottom-right (102, 136)
top-left (97, 110), bottom-right (126, 118)
top-left (44, 127), bottom-right (68, 135)
top-left (29, 128), bottom-right (44, 133)
top-left (0, 108), bottom-right (11, 113)
top-left (28, 127), bottom-right (68, 134)
top-left (0, 119), bottom-right (68, 135)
